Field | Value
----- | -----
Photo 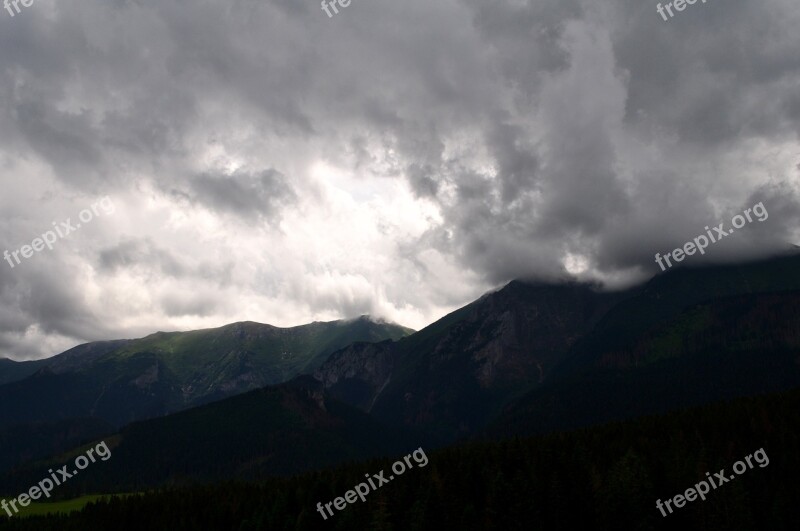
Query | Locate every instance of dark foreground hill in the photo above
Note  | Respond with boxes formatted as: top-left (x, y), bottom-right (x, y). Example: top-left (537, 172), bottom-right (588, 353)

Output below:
top-left (0, 376), bottom-right (411, 495)
top-left (0, 359), bottom-right (49, 386)
top-left (0, 418), bottom-right (112, 473)
top-left (2, 386), bottom-right (797, 530)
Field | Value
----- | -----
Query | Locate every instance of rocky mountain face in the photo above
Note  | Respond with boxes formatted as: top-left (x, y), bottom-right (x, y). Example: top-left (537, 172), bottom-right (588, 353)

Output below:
top-left (314, 341), bottom-right (396, 411)
top-left (489, 287), bottom-right (800, 439)
top-left (316, 281), bottom-right (625, 444)
top-left (317, 253), bottom-right (800, 445)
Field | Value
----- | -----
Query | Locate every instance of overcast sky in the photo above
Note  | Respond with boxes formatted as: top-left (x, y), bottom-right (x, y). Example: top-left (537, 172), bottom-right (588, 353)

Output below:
top-left (1, 0), bottom-right (799, 360)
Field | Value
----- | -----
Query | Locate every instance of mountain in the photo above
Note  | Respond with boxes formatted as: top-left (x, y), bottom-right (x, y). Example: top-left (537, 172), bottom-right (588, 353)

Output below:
top-left (5, 386), bottom-right (799, 530)
top-left (3, 253), bottom-right (800, 506)
top-left (0, 418), bottom-right (113, 473)
top-left (0, 376), bottom-right (410, 494)
top-left (489, 287), bottom-right (800, 438)
top-left (0, 317), bottom-right (412, 429)
top-left (40, 340), bottom-right (134, 373)
top-left (0, 317), bottom-right (411, 475)
top-left (0, 358), bottom-right (49, 386)
top-left (316, 282), bottom-right (626, 444)
top-left (317, 253), bottom-right (800, 445)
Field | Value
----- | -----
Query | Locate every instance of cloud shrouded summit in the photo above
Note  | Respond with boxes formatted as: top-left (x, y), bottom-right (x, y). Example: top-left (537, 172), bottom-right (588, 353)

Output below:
top-left (0, 0), bottom-right (798, 359)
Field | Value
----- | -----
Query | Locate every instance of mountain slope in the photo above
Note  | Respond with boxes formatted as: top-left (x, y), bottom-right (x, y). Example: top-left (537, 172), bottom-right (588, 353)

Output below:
top-left (0, 418), bottom-right (113, 473)
top-left (0, 341), bottom-right (129, 386)
top-left (0, 358), bottom-right (49, 386)
top-left (317, 253), bottom-right (800, 445)
top-left (317, 282), bottom-right (625, 444)
top-left (4, 386), bottom-right (799, 530)
top-left (0, 376), bottom-right (411, 494)
top-left (489, 256), bottom-right (800, 438)
top-left (0, 317), bottom-right (413, 429)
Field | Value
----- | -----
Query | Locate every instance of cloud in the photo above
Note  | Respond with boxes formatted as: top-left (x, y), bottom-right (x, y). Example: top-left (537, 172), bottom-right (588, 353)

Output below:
top-left (170, 169), bottom-right (296, 223)
top-left (0, 0), bottom-right (798, 359)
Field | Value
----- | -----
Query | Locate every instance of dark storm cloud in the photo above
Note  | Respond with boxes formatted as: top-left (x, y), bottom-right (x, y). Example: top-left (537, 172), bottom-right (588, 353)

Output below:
top-left (1, 0), bottom-right (799, 358)
top-left (399, 0), bottom-right (800, 284)
top-left (611, 0), bottom-right (800, 146)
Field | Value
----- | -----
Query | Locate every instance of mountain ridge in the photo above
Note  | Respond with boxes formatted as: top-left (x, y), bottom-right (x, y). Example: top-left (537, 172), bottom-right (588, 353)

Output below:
top-left (0, 316), bottom-right (414, 436)
top-left (3, 253), bottom-right (800, 490)
top-left (315, 252), bottom-right (800, 445)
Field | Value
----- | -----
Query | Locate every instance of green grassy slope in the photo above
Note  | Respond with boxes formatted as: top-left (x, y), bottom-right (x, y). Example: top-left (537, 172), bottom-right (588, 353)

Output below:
top-left (0, 317), bottom-right (413, 429)
top-left (7, 494), bottom-right (136, 519)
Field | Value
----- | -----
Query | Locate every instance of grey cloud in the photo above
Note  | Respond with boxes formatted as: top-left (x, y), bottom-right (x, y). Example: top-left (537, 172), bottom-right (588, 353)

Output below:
top-left (98, 238), bottom-right (187, 277)
top-left (612, 0), bottom-right (800, 146)
top-left (161, 292), bottom-right (221, 318)
top-left (171, 170), bottom-right (296, 223)
top-left (398, 0), bottom-right (800, 284)
top-left (0, 258), bottom-right (115, 358)
top-left (98, 238), bottom-right (234, 285)
top-left (1, 0), bottom-right (799, 358)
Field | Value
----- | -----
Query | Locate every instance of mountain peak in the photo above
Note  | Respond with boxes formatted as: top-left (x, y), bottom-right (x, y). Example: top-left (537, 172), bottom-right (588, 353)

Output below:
top-left (349, 314), bottom-right (389, 324)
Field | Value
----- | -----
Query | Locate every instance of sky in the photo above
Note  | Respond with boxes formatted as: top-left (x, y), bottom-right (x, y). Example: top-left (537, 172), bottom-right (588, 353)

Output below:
top-left (1, 0), bottom-right (799, 360)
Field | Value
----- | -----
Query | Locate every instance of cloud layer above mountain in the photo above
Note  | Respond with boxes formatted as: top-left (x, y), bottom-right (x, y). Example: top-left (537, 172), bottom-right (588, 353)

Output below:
top-left (1, 0), bottom-right (799, 358)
